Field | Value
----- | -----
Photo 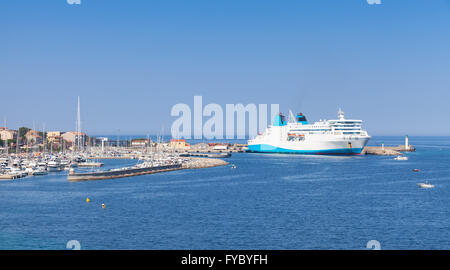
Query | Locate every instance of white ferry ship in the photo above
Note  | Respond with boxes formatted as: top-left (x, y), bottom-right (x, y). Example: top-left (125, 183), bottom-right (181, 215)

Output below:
top-left (248, 109), bottom-right (370, 155)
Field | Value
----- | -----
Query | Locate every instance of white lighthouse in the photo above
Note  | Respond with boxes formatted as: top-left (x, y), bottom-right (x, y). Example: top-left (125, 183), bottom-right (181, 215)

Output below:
top-left (405, 135), bottom-right (409, 150)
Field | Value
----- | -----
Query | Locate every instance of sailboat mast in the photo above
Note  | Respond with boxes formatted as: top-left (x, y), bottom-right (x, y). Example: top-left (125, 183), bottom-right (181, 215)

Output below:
top-left (43, 122), bottom-right (46, 155)
top-left (16, 131), bottom-right (20, 155)
top-left (32, 121), bottom-right (35, 156)
top-left (3, 117), bottom-right (7, 155)
top-left (77, 96), bottom-right (82, 152)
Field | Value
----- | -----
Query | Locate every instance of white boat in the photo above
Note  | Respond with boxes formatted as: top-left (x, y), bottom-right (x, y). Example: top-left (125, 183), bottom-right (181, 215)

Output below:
top-left (60, 159), bottom-right (70, 166)
top-left (26, 161), bottom-right (37, 168)
top-left (4, 166), bottom-right (27, 178)
top-left (417, 182), bottom-right (434, 189)
top-left (33, 167), bottom-right (48, 176)
top-left (47, 159), bottom-right (62, 172)
top-left (78, 160), bottom-right (104, 167)
top-left (0, 157), bottom-right (9, 167)
top-left (24, 167), bottom-right (35, 175)
top-left (12, 159), bottom-right (21, 167)
top-left (248, 109), bottom-right (370, 155)
top-left (394, 156), bottom-right (408, 161)
top-left (37, 161), bottom-right (47, 168)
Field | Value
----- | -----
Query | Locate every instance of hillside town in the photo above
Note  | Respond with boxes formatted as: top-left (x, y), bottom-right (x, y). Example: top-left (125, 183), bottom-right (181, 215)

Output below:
top-left (0, 126), bottom-right (247, 154)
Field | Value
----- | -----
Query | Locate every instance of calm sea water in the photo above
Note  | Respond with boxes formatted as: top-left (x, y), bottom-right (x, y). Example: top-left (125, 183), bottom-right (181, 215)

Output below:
top-left (1, 136), bottom-right (449, 250)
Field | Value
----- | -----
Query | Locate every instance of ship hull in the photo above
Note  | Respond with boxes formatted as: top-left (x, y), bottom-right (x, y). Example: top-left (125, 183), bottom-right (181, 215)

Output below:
top-left (248, 137), bottom-right (370, 155)
top-left (248, 144), bottom-right (363, 155)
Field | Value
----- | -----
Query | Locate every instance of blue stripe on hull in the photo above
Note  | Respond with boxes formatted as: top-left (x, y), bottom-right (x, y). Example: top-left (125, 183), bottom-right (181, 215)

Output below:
top-left (247, 144), bottom-right (363, 155)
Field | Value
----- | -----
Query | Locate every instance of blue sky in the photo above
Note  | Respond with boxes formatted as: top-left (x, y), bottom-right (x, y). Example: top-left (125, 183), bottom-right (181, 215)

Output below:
top-left (1, 0), bottom-right (450, 136)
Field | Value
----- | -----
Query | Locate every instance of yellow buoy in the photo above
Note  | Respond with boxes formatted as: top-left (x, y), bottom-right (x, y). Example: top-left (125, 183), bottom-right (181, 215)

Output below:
top-left (101, 203), bottom-right (106, 209)
top-left (86, 198), bottom-right (90, 203)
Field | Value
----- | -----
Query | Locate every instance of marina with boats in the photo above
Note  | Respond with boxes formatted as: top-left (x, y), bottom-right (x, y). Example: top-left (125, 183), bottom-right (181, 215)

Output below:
top-left (0, 97), bottom-right (231, 181)
top-left (0, 147), bottom-right (230, 181)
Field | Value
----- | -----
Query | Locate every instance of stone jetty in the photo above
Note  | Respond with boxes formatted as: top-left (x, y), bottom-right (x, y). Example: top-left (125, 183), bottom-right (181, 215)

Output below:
top-left (362, 145), bottom-right (416, 156)
top-left (182, 157), bottom-right (229, 169)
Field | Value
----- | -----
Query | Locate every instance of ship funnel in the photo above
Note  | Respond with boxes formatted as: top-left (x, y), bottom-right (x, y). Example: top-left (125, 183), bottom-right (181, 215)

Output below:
top-left (338, 108), bottom-right (345, 120)
top-left (296, 113), bottom-right (308, 124)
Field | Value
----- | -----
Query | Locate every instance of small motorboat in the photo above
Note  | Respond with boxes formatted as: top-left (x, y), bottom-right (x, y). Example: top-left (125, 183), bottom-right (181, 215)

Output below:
top-left (47, 159), bottom-right (62, 172)
top-left (78, 160), bottom-right (104, 167)
top-left (412, 169), bottom-right (420, 172)
top-left (33, 167), bottom-right (48, 176)
top-left (394, 156), bottom-right (408, 161)
top-left (417, 182), bottom-right (434, 189)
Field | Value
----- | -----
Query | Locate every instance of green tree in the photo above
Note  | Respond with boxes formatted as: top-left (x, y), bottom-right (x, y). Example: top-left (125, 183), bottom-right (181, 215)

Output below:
top-left (18, 127), bottom-right (31, 140)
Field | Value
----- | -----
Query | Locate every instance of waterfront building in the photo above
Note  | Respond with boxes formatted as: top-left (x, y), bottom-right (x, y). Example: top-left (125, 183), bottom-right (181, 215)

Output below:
top-left (0, 127), bottom-right (16, 141)
top-left (169, 139), bottom-right (190, 150)
top-left (61, 131), bottom-right (86, 143)
top-left (47, 131), bottom-right (62, 144)
top-left (25, 130), bottom-right (42, 144)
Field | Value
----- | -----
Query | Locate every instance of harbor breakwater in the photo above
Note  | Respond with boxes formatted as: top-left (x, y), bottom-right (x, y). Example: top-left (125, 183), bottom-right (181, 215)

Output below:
top-left (182, 157), bottom-right (229, 169)
top-left (67, 157), bottom-right (229, 182)
top-left (68, 164), bottom-right (183, 181)
top-left (362, 145), bottom-right (416, 156)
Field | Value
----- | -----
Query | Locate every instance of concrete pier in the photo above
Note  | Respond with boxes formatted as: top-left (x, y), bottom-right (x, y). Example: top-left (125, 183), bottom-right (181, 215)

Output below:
top-left (0, 174), bottom-right (22, 180)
